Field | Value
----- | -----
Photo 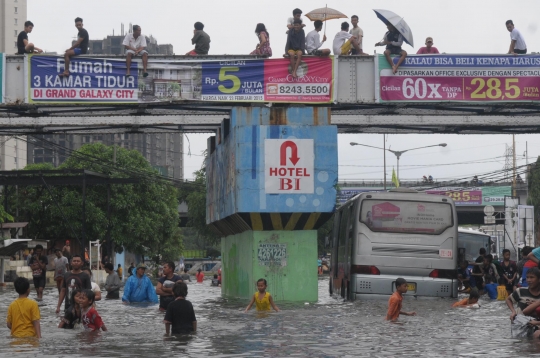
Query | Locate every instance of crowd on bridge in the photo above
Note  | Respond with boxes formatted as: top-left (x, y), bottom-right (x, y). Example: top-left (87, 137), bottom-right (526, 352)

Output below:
top-left (15, 10), bottom-right (529, 78)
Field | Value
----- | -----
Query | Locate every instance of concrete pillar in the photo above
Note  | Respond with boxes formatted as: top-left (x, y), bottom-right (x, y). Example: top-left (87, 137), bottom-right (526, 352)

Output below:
top-left (207, 107), bottom-right (338, 302)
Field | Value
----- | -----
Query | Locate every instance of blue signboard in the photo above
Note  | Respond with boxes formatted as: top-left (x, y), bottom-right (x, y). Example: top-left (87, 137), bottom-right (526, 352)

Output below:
top-left (201, 60), bottom-right (264, 101)
top-left (27, 55), bottom-right (137, 103)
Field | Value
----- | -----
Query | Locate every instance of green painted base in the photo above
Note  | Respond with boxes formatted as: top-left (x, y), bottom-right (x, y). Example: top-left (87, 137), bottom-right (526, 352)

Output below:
top-left (221, 230), bottom-right (318, 302)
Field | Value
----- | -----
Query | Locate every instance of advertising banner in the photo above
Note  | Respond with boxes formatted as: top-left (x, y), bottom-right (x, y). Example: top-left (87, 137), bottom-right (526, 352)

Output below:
top-left (201, 57), bottom-right (333, 102)
top-left (360, 199), bottom-right (453, 234)
top-left (377, 54), bottom-right (540, 103)
top-left (26, 55), bottom-right (333, 104)
top-left (337, 186), bottom-right (512, 206)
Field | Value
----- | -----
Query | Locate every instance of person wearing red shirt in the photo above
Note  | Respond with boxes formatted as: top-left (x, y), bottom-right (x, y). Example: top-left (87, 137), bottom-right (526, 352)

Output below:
top-left (196, 269), bottom-right (204, 283)
top-left (416, 37), bottom-right (440, 54)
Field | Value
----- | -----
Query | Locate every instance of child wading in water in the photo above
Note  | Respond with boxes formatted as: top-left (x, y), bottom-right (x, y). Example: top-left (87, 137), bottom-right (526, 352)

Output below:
top-left (244, 278), bottom-right (280, 312)
top-left (80, 289), bottom-right (107, 332)
top-left (386, 277), bottom-right (416, 321)
top-left (58, 289), bottom-right (82, 329)
top-left (452, 290), bottom-right (480, 308)
top-left (7, 277), bottom-right (41, 338)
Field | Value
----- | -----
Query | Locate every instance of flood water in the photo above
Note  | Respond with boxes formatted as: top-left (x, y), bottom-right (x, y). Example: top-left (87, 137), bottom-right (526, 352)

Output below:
top-left (0, 276), bottom-right (539, 357)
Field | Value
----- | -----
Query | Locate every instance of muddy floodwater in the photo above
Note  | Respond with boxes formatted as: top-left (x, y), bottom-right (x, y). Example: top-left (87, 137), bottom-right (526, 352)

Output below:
top-left (0, 277), bottom-right (539, 357)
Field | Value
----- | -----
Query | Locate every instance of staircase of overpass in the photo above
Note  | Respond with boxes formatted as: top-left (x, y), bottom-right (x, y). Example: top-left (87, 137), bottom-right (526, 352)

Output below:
top-left (1, 53), bottom-right (540, 135)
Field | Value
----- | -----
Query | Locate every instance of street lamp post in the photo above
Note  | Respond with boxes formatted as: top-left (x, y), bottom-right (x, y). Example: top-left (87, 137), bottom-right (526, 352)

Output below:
top-left (350, 142), bottom-right (448, 182)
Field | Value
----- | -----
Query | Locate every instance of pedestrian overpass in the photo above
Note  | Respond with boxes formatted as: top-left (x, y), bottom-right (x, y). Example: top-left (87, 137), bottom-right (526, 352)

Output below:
top-left (1, 54), bottom-right (539, 135)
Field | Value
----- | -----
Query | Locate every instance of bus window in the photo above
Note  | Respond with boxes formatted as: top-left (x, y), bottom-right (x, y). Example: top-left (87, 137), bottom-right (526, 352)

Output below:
top-left (359, 199), bottom-right (453, 235)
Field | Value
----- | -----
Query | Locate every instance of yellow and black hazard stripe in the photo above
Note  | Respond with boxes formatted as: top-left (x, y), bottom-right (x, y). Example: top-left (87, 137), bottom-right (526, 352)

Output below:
top-left (238, 212), bottom-right (332, 231)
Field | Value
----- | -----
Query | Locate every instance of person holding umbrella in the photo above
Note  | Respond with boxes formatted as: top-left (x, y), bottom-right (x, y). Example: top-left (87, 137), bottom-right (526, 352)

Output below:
top-left (376, 23), bottom-right (408, 74)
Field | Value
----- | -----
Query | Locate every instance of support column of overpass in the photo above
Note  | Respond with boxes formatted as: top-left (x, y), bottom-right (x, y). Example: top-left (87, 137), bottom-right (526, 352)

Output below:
top-left (206, 107), bottom-right (338, 302)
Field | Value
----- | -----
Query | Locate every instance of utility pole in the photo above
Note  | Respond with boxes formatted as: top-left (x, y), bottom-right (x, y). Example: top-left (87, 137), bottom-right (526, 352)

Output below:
top-left (513, 134), bottom-right (517, 197)
top-left (15, 137), bottom-right (19, 238)
top-left (383, 134), bottom-right (386, 190)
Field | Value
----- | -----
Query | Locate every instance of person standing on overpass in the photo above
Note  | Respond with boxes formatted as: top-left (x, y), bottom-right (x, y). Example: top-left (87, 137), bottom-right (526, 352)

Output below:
top-left (506, 20), bottom-right (527, 55)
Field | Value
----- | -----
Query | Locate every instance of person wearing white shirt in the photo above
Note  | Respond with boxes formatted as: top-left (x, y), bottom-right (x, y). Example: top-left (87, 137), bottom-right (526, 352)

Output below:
top-left (506, 20), bottom-right (527, 54)
top-left (333, 22), bottom-right (361, 56)
top-left (123, 25), bottom-right (148, 77)
top-left (305, 20), bottom-right (330, 56)
top-left (286, 8), bottom-right (306, 33)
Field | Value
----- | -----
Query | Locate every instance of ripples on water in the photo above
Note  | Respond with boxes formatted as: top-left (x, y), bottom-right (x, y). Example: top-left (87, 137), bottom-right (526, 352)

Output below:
top-left (0, 277), bottom-right (539, 357)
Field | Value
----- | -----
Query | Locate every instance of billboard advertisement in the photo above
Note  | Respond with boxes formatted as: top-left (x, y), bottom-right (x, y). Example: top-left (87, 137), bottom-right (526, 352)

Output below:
top-left (26, 55), bottom-right (333, 104)
top-left (338, 186), bottom-right (512, 206)
top-left (377, 54), bottom-right (540, 103)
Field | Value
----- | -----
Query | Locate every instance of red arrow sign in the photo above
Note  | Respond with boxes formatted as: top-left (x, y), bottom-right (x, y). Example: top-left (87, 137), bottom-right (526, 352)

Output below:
top-left (280, 141), bottom-right (300, 166)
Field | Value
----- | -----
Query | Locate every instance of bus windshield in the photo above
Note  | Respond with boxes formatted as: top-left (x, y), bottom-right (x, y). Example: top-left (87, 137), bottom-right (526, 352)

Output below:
top-left (360, 199), bottom-right (454, 235)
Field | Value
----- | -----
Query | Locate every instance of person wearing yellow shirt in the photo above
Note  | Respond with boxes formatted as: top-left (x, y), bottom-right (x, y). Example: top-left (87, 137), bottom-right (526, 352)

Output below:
top-left (6, 277), bottom-right (41, 338)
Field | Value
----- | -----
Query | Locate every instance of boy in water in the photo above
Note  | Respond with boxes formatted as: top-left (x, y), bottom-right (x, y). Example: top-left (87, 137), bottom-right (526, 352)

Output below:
top-left (164, 282), bottom-right (197, 336)
top-left (80, 289), bottom-right (107, 332)
top-left (7, 277), bottom-right (41, 338)
top-left (386, 278), bottom-right (416, 321)
top-left (452, 290), bottom-right (480, 307)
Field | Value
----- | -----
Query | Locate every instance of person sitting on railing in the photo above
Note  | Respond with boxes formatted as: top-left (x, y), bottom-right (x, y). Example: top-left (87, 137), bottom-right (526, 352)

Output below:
top-left (186, 22), bottom-right (210, 56)
top-left (416, 37), bottom-right (439, 54)
top-left (285, 19), bottom-right (305, 78)
top-left (428, 175), bottom-right (434, 183)
top-left (17, 21), bottom-right (43, 55)
top-left (516, 174), bottom-right (524, 184)
top-left (506, 20), bottom-right (527, 55)
top-left (332, 22), bottom-right (361, 56)
top-left (422, 175), bottom-right (428, 183)
top-left (123, 25), bottom-right (148, 78)
top-left (472, 175), bottom-right (479, 185)
top-left (250, 23), bottom-right (272, 57)
top-left (375, 23), bottom-right (407, 74)
top-left (305, 20), bottom-right (330, 56)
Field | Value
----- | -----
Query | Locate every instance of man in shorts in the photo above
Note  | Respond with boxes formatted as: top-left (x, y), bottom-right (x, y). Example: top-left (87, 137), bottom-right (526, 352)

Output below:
top-left (285, 18), bottom-right (305, 78)
top-left (53, 249), bottom-right (69, 293)
top-left (28, 244), bottom-right (48, 301)
top-left (17, 21), bottom-right (43, 55)
top-left (123, 25), bottom-right (148, 77)
top-left (60, 17), bottom-right (89, 77)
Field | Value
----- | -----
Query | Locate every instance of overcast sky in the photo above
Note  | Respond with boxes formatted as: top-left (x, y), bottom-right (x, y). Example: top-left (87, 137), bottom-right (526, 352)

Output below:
top-left (28, 0), bottom-right (540, 182)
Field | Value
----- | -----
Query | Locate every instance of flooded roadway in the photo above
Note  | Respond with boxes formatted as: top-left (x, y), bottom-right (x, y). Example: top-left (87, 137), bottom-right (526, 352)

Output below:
top-left (0, 277), bottom-right (538, 357)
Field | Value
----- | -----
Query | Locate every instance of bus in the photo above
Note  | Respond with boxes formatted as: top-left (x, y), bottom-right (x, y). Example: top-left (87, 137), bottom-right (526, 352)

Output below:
top-left (457, 228), bottom-right (492, 264)
top-left (329, 189), bottom-right (458, 299)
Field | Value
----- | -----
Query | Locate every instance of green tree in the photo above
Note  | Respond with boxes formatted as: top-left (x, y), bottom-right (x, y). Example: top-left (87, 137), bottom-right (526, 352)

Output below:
top-left (13, 143), bottom-right (182, 259)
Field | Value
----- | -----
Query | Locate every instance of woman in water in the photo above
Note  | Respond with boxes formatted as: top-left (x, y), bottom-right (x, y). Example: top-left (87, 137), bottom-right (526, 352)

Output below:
top-left (244, 278), bottom-right (280, 312)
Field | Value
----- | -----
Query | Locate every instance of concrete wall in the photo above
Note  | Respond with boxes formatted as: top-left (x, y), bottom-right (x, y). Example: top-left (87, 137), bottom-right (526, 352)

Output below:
top-left (222, 230), bottom-right (318, 302)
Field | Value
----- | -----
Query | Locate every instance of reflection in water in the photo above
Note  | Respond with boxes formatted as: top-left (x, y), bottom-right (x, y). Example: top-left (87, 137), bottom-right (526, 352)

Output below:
top-left (0, 278), bottom-right (538, 357)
